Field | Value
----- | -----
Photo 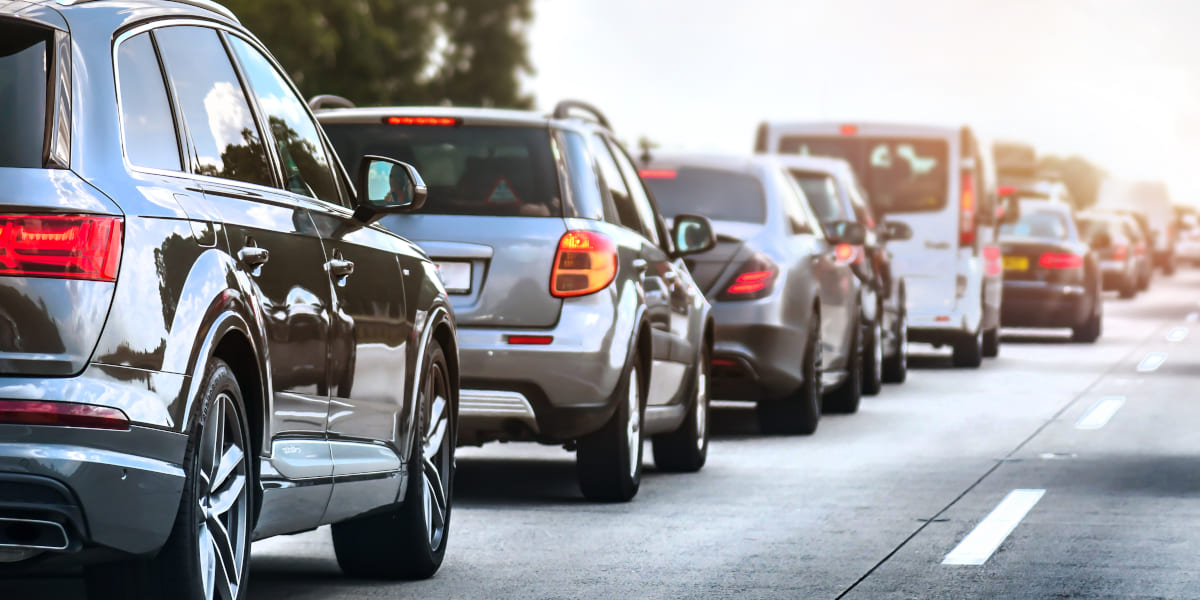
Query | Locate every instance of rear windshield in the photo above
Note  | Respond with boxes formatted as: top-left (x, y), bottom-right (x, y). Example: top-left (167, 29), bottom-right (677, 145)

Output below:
top-left (324, 124), bottom-right (561, 217)
top-left (1075, 217), bottom-right (1106, 239)
top-left (1001, 209), bottom-right (1072, 241)
top-left (778, 137), bottom-right (949, 215)
top-left (642, 167), bottom-right (767, 224)
top-left (790, 171), bottom-right (843, 224)
top-left (0, 23), bottom-right (51, 168)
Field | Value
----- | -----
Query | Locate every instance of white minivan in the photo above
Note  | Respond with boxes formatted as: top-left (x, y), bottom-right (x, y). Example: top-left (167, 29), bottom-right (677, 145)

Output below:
top-left (756, 122), bottom-right (1006, 367)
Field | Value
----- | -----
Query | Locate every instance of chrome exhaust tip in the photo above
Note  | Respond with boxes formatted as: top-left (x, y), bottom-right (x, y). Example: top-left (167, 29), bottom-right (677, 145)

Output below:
top-left (0, 517), bottom-right (70, 551)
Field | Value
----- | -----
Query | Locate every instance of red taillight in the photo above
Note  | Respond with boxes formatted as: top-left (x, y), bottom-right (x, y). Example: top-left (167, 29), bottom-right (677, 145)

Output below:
top-left (959, 171), bottom-right (976, 247)
top-left (0, 400), bottom-right (130, 430)
top-left (551, 231), bottom-right (617, 298)
top-left (384, 116), bottom-right (459, 126)
top-left (508, 335), bottom-right (553, 345)
top-left (834, 243), bottom-right (862, 265)
top-left (0, 215), bottom-right (123, 281)
top-left (720, 254), bottom-right (778, 300)
top-left (839, 124), bottom-right (858, 136)
top-left (638, 170), bottom-right (677, 179)
top-left (1112, 243), bottom-right (1128, 261)
top-left (1038, 252), bottom-right (1084, 270)
top-left (983, 245), bottom-right (1002, 276)
top-left (996, 185), bottom-right (1017, 197)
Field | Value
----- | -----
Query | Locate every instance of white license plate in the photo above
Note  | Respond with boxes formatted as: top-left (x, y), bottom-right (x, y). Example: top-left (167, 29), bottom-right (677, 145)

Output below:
top-left (436, 261), bottom-right (472, 293)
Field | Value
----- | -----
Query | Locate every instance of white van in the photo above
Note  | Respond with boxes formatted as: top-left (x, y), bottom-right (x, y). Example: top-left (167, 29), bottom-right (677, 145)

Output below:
top-left (1095, 179), bottom-right (1176, 274)
top-left (756, 122), bottom-right (1005, 367)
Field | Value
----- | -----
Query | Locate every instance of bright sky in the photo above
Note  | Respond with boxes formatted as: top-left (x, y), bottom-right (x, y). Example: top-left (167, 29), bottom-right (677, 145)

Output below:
top-left (526, 0), bottom-right (1200, 204)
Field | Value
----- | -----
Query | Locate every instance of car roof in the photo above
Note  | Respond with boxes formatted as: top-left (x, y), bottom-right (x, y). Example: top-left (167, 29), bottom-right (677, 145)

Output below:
top-left (33, 0), bottom-right (239, 22)
top-left (760, 120), bottom-right (965, 139)
top-left (641, 152), bottom-right (777, 177)
top-left (314, 105), bottom-right (616, 136)
top-left (771, 154), bottom-right (856, 178)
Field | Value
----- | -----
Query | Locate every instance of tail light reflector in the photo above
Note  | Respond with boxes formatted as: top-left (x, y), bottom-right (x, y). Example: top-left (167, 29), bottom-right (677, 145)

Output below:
top-left (638, 170), bottom-right (677, 179)
top-left (1112, 243), bottom-right (1128, 261)
top-left (508, 335), bottom-right (553, 345)
top-left (0, 400), bottom-right (130, 430)
top-left (959, 171), bottom-right (976, 247)
top-left (0, 215), bottom-right (123, 281)
top-left (384, 116), bottom-right (459, 126)
top-left (551, 231), bottom-right (617, 298)
top-left (720, 254), bottom-right (778, 300)
top-left (1039, 252), bottom-right (1084, 270)
top-left (834, 243), bottom-right (863, 265)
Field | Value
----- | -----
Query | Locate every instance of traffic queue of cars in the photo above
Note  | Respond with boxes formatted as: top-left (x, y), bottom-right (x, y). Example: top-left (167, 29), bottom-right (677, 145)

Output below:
top-left (0, 2), bottom-right (1187, 598)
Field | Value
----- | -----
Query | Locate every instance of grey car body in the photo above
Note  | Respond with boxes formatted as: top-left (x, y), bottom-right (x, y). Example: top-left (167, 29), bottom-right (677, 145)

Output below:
top-left (0, 0), bottom-right (459, 593)
top-left (640, 153), bottom-right (866, 433)
top-left (1077, 212), bottom-right (1141, 298)
top-left (318, 102), bottom-right (714, 499)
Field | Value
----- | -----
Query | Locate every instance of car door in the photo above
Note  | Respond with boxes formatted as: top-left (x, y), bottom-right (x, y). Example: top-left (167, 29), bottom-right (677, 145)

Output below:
top-left (587, 134), bottom-right (686, 406)
top-left (225, 34), bottom-right (414, 522)
top-left (154, 25), bottom-right (334, 533)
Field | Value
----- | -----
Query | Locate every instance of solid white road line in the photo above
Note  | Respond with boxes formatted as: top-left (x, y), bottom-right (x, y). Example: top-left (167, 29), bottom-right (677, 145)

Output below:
top-left (943, 489), bottom-right (1046, 566)
top-left (1137, 352), bottom-right (1168, 372)
top-left (1075, 396), bottom-right (1126, 430)
top-left (1166, 327), bottom-right (1189, 342)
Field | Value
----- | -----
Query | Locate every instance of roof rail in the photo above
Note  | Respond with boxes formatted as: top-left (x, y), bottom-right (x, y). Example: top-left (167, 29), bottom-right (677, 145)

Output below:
top-left (54, 0), bottom-right (240, 21)
top-left (552, 100), bottom-right (611, 129)
top-left (308, 95), bottom-right (356, 111)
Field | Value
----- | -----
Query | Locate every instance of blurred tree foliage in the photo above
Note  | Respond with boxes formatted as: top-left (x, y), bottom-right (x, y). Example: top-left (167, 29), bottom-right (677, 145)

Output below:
top-left (223, 0), bottom-right (535, 108)
top-left (1038, 155), bottom-right (1107, 208)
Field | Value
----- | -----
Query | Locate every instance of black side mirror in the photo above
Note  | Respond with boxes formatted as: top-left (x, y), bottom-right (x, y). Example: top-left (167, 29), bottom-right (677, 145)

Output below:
top-left (1091, 231), bottom-right (1113, 250)
top-left (827, 220), bottom-right (867, 245)
top-left (672, 214), bottom-right (717, 256)
top-left (354, 155), bottom-right (428, 224)
top-left (881, 220), bottom-right (913, 242)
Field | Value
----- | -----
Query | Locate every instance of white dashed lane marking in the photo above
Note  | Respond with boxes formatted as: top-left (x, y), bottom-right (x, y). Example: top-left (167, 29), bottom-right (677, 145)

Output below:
top-left (1075, 396), bottom-right (1126, 430)
top-left (943, 489), bottom-right (1046, 566)
top-left (1137, 353), bottom-right (1167, 372)
top-left (1166, 327), bottom-right (1188, 342)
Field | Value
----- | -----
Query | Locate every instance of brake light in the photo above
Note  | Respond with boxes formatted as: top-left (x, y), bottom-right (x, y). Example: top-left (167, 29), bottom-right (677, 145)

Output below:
top-left (638, 170), bottom-right (677, 179)
top-left (839, 124), bottom-right (858, 136)
top-left (508, 335), bottom-right (553, 345)
top-left (996, 186), bottom-right (1017, 197)
top-left (551, 231), bottom-right (617, 298)
top-left (0, 215), bottom-right (123, 281)
top-left (0, 400), bottom-right (130, 430)
top-left (1038, 252), bottom-right (1084, 270)
top-left (959, 171), bottom-right (976, 247)
top-left (834, 243), bottom-right (863, 265)
top-left (384, 116), bottom-right (458, 126)
top-left (983, 245), bottom-right (1002, 276)
top-left (1112, 243), bottom-right (1128, 261)
top-left (720, 254), bottom-right (778, 300)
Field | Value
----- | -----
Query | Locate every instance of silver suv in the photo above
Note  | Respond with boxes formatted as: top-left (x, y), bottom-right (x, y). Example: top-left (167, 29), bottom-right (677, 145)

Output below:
top-left (318, 101), bottom-right (715, 501)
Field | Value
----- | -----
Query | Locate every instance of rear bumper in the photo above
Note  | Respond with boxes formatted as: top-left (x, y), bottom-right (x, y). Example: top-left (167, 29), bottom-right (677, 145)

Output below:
top-left (709, 300), bottom-right (809, 402)
top-left (1000, 281), bottom-right (1089, 327)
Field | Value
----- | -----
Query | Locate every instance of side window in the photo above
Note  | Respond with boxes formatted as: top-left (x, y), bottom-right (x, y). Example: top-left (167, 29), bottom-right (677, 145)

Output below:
top-left (227, 36), bottom-right (344, 205)
top-left (116, 33), bottom-right (181, 171)
top-left (847, 182), bottom-right (875, 228)
top-left (154, 26), bottom-right (273, 188)
top-left (588, 134), bottom-right (642, 232)
top-left (554, 130), bottom-right (607, 221)
top-left (775, 168), bottom-right (819, 236)
top-left (606, 138), bottom-right (662, 246)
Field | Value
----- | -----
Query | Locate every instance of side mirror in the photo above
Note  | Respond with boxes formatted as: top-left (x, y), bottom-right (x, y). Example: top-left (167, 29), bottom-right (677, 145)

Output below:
top-left (827, 220), bottom-right (867, 245)
top-left (672, 214), bottom-right (717, 256)
top-left (998, 195), bottom-right (1021, 225)
top-left (881, 220), bottom-right (913, 242)
top-left (354, 155), bottom-right (428, 224)
top-left (1091, 231), bottom-right (1113, 250)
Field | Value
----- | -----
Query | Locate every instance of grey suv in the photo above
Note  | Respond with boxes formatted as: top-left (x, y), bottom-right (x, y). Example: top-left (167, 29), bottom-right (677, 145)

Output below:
top-left (1, 1), bottom-right (458, 596)
top-left (318, 101), bottom-right (715, 502)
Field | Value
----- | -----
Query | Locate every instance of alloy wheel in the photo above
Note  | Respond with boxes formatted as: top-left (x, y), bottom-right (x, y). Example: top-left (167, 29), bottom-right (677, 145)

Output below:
top-left (627, 364), bottom-right (643, 479)
top-left (197, 392), bottom-right (249, 600)
top-left (421, 359), bottom-right (453, 552)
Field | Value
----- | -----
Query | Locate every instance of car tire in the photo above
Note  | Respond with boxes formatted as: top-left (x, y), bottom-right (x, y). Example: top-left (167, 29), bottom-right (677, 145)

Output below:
top-left (1072, 302), bottom-right (1103, 344)
top-left (881, 308), bottom-right (908, 384)
top-left (652, 343), bottom-right (709, 473)
top-left (1138, 269), bottom-right (1151, 291)
top-left (332, 340), bottom-right (455, 580)
top-left (577, 350), bottom-right (644, 502)
top-left (1163, 257), bottom-right (1176, 276)
top-left (757, 311), bottom-right (822, 435)
top-left (1118, 274), bottom-right (1138, 299)
top-left (861, 317), bottom-right (883, 396)
top-left (982, 327), bottom-right (1000, 358)
top-left (952, 328), bottom-right (983, 368)
top-left (85, 359), bottom-right (254, 600)
top-left (824, 314), bottom-right (863, 414)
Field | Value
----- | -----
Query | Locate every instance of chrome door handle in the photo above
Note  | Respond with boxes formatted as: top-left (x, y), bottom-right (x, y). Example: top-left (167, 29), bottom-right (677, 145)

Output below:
top-left (327, 258), bottom-right (355, 277)
top-left (238, 246), bottom-right (270, 267)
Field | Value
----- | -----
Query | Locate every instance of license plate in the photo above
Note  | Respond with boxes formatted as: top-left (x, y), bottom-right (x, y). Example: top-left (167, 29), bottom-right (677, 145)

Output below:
top-left (1003, 256), bottom-right (1028, 271)
top-left (436, 261), bottom-right (472, 293)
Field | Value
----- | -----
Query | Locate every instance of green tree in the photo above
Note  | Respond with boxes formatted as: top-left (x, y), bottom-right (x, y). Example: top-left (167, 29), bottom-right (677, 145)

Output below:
top-left (1038, 155), bottom-right (1107, 209)
top-left (222, 0), bottom-right (534, 108)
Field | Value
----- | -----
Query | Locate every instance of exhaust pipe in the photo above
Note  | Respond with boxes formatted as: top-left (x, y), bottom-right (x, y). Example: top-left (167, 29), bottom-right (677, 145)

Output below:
top-left (0, 517), bottom-right (69, 551)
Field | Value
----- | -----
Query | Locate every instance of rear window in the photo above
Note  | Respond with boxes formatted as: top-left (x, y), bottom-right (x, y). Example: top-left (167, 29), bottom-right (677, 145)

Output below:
top-left (1001, 209), bottom-right (1072, 241)
top-left (324, 124), bottom-right (561, 217)
top-left (641, 167), bottom-right (767, 224)
top-left (0, 23), bottom-right (51, 168)
top-left (778, 136), bottom-right (949, 215)
top-left (790, 171), bottom-right (844, 224)
top-left (1075, 217), bottom-right (1106, 239)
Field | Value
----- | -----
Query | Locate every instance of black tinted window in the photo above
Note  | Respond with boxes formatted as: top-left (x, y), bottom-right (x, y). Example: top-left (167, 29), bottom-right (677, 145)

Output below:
top-left (607, 139), bottom-right (661, 245)
top-left (155, 26), bottom-right (273, 187)
top-left (324, 123), bottom-right (560, 217)
top-left (117, 33), bottom-right (181, 171)
top-left (791, 171), bottom-right (844, 224)
top-left (0, 24), bottom-right (49, 168)
top-left (229, 37), bottom-right (341, 204)
top-left (779, 137), bottom-right (949, 214)
top-left (642, 167), bottom-right (767, 224)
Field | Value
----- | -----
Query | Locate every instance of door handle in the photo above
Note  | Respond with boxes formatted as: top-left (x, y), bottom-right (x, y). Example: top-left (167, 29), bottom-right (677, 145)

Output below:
top-left (238, 246), bottom-right (270, 267)
top-left (925, 240), bottom-right (952, 250)
top-left (327, 258), bottom-right (355, 278)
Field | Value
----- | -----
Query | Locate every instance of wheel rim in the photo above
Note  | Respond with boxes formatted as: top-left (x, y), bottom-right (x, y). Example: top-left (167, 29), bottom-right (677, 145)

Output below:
top-left (695, 356), bottom-right (708, 452)
top-left (197, 392), bottom-right (249, 600)
top-left (872, 322), bottom-right (883, 377)
top-left (421, 358), bottom-right (453, 551)
top-left (627, 364), bottom-right (642, 479)
top-left (898, 313), bottom-right (908, 369)
top-left (812, 319), bottom-right (824, 399)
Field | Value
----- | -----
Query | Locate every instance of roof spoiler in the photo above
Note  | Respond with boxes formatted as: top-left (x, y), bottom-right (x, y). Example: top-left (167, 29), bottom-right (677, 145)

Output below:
top-left (552, 100), bottom-right (610, 129)
top-left (308, 95), bottom-right (356, 112)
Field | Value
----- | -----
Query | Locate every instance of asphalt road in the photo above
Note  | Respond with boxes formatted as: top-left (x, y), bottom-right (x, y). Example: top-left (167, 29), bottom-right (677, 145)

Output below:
top-left (11, 270), bottom-right (1200, 599)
